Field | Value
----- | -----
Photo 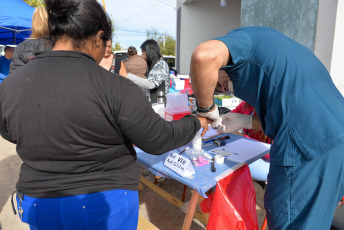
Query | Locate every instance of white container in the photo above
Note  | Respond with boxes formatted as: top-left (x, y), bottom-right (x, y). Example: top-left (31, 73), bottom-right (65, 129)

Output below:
top-left (164, 93), bottom-right (191, 121)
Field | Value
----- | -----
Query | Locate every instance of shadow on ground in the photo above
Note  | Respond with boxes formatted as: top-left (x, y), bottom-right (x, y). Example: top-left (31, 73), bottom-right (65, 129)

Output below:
top-left (138, 176), bottom-right (206, 230)
top-left (0, 155), bottom-right (21, 213)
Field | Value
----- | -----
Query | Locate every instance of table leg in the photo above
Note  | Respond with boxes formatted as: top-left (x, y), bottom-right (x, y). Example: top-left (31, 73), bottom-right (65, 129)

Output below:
top-left (182, 190), bottom-right (201, 230)
top-left (182, 185), bottom-right (187, 202)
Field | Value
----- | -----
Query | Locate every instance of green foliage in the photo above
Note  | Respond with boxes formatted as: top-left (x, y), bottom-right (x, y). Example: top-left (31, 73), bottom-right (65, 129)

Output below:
top-left (146, 28), bottom-right (175, 56)
top-left (23, 0), bottom-right (44, 7)
top-left (114, 42), bottom-right (123, 51)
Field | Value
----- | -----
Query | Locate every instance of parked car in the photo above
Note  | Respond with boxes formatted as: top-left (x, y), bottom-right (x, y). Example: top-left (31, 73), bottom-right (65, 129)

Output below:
top-left (113, 50), bottom-right (129, 61)
top-left (162, 55), bottom-right (175, 69)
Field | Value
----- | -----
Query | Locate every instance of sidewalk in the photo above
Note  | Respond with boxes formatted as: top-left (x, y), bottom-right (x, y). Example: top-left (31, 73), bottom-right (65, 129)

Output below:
top-left (0, 136), bottom-right (267, 230)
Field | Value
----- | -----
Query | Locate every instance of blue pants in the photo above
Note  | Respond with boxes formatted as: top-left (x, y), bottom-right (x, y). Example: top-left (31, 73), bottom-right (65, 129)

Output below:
top-left (265, 142), bottom-right (344, 229)
top-left (16, 189), bottom-right (139, 230)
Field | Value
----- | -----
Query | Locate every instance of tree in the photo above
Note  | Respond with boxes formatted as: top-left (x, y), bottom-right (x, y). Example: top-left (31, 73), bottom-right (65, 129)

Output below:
top-left (146, 28), bottom-right (159, 40)
top-left (23, 0), bottom-right (44, 7)
top-left (114, 42), bottom-right (123, 51)
top-left (146, 28), bottom-right (176, 56)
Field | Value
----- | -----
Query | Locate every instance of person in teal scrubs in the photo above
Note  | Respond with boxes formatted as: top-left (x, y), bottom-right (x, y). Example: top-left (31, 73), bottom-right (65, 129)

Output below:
top-left (191, 26), bottom-right (344, 229)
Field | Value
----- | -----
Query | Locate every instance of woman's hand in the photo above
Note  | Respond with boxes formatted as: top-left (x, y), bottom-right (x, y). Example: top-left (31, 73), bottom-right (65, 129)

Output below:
top-left (196, 116), bottom-right (211, 137)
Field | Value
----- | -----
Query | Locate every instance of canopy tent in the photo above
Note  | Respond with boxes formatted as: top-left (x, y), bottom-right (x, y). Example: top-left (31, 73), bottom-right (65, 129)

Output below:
top-left (0, 0), bottom-right (35, 45)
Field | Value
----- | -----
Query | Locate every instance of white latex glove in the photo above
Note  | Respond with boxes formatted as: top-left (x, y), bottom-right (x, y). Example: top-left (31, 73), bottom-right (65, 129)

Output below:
top-left (197, 105), bottom-right (222, 128)
top-left (217, 113), bottom-right (252, 133)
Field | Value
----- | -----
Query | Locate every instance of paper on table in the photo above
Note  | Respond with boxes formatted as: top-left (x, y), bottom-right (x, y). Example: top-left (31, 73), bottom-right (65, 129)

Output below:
top-left (210, 139), bottom-right (270, 163)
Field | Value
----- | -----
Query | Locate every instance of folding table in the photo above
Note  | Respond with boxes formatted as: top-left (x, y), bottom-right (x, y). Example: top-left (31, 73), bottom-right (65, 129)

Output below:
top-left (136, 133), bottom-right (270, 230)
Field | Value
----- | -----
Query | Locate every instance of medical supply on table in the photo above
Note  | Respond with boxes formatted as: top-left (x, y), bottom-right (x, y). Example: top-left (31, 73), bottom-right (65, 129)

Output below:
top-left (211, 161), bottom-right (216, 172)
top-left (203, 137), bottom-right (228, 147)
top-left (202, 151), bottom-right (213, 160)
top-left (213, 139), bottom-right (226, 147)
top-left (192, 155), bottom-right (209, 167)
top-left (179, 147), bottom-right (189, 155)
top-left (201, 151), bottom-right (217, 172)
top-left (214, 155), bottom-right (225, 164)
top-left (185, 147), bottom-right (203, 159)
top-left (192, 131), bottom-right (202, 150)
top-left (185, 148), bottom-right (210, 167)
top-left (165, 93), bottom-right (191, 121)
top-left (202, 142), bottom-right (213, 147)
top-left (203, 135), bottom-right (230, 143)
top-left (203, 133), bottom-right (222, 142)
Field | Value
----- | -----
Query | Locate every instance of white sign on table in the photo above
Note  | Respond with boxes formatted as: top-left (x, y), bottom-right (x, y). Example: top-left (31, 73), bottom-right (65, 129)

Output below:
top-left (164, 152), bottom-right (195, 177)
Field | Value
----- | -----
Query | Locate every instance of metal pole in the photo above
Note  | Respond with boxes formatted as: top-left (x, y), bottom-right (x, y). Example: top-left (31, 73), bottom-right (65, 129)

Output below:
top-left (102, 0), bottom-right (106, 10)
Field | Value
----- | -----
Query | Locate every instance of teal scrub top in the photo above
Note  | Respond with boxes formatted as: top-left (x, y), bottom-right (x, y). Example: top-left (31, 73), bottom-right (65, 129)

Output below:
top-left (216, 26), bottom-right (344, 166)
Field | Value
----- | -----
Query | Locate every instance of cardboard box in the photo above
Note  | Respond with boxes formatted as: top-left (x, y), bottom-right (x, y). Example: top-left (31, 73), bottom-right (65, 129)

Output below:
top-left (214, 95), bottom-right (241, 107)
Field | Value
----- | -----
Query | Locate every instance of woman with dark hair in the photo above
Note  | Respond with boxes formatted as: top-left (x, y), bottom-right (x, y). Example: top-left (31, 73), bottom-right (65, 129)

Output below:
top-left (0, 0), bottom-right (209, 229)
top-left (127, 39), bottom-right (170, 103)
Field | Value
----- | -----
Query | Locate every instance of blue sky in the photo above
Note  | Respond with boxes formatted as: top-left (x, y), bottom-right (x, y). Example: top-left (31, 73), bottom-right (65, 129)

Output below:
top-left (98, 0), bottom-right (177, 51)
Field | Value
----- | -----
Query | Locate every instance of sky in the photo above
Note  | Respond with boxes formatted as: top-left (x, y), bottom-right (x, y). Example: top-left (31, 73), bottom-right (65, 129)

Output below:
top-left (98, 0), bottom-right (177, 52)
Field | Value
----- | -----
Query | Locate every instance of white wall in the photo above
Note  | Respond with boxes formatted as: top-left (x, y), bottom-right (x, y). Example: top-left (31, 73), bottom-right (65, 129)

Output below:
top-left (176, 0), bottom-right (241, 74)
top-left (330, 0), bottom-right (344, 96)
top-left (314, 0), bottom-right (337, 71)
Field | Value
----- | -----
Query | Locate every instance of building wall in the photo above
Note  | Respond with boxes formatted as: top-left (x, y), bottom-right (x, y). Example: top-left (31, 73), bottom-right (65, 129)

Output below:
top-left (176, 0), bottom-right (344, 95)
top-left (313, 0), bottom-right (337, 71)
top-left (330, 0), bottom-right (344, 95)
top-left (240, 0), bottom-right (344, 95)
top-left (176, 0), bottom-right (241, 74)
top-left (240, 0), bottom-right (319, 51)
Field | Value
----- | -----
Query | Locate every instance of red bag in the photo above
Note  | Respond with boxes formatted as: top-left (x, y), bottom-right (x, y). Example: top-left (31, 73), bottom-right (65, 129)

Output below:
top-left (200, 164), bottom-right (259, 230)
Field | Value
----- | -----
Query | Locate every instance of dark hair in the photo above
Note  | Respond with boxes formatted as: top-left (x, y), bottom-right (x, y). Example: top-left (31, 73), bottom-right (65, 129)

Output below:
top-left (127, 46), bottom-right (137, 56)
top-left (140, 39), bottom-right (162, 74)
top-left (4, 46), bottom-right (13, 52)
top-left (45, 0), bottom-right (112, 49)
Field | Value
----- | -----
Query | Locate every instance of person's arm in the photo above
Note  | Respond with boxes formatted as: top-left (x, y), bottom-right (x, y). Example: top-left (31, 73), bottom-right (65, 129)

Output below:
top-left (119, 61), bottom-right (127, 77)
top-left (252, 114), bottom-right (263, 131)
top-left (116, 83), bottom-right (208, 154)
top-left (190, 40), bottom-right (231, 108)
top-left (127, 73), bottom-right (155, 89)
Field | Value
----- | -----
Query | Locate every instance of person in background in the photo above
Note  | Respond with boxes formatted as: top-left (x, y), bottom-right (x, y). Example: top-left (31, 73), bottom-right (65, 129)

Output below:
top-left (0, 46), bottom-right (14, 83)
top-left (99, 39), bottom-right (127, 76)
top-left (123, 46), bottom-right (147, 79)
top-left (0, 0), bottom-right (209, 229)
top-left (126, 39), bottom-right (170, 103)
top-left (10, 6), bottom-right (52, 74)
top-left (191, 26), bottom-right (344, 229)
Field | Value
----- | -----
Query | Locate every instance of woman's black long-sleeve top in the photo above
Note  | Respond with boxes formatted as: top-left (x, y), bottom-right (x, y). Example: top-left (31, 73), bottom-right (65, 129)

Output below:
top-left (0, 51), bottom-right (200, 198)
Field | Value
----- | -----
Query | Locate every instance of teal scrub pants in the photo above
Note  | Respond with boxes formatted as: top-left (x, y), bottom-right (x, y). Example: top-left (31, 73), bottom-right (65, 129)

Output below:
top-left (265, 142), bottom-right (344, 229)
top-left (16, 189), bottom-right (139, 230)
